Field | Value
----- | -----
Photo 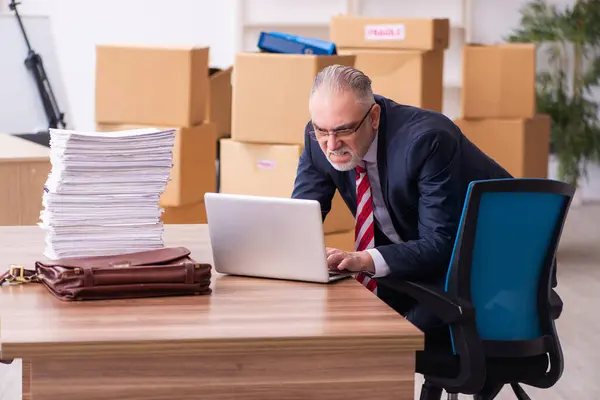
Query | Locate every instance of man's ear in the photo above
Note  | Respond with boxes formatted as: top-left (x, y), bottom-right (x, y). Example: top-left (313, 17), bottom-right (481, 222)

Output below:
top-left (371, 104), bottom-right (381, 130)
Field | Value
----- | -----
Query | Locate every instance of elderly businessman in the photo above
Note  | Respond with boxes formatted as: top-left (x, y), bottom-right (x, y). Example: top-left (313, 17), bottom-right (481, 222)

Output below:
top-left (292, 65), bottom-right (512, 338)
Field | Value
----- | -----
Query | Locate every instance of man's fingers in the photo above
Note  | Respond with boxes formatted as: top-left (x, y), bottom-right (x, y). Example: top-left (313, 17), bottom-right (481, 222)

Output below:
top-left (326, 251), bottom-right (347, 268)
top-left (325, 247), bottom-right (338, 257)
top-left (337, 258), bottom-right (350, 271)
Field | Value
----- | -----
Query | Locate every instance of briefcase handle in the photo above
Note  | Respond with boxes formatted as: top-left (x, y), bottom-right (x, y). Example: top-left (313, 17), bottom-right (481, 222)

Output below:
top-left (0, 265), bottom-right (39, 286)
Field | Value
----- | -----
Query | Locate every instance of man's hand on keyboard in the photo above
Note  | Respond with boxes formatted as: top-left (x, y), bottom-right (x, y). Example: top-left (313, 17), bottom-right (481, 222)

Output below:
top-left (325, 247), bottom-right (375, 274)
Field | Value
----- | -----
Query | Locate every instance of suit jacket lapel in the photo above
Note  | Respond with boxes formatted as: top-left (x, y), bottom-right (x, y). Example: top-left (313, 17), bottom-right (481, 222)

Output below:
top-left (376, 103), bottom-right (390, 212)
top-left (344, 170), bottom-right (357, 213)
top-left (373, 102), bottom-right (403, 237)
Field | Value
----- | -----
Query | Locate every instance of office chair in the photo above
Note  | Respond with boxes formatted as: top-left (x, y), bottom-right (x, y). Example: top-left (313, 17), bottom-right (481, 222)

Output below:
top-left (378, 178), bottom-right (575, 400)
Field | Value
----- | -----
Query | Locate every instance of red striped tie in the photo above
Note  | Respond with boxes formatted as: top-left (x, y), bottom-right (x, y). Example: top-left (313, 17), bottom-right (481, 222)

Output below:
top-left (354, 163), bottom-right (378, 294)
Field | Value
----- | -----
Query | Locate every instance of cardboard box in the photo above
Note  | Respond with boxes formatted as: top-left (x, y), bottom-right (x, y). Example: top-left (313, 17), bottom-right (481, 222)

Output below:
top-left (325, 230), bottom-right (355, 252)
top-left (330, 16), bottom-right (450, 51)
top-left (339, 49), bottom-right (443, 112)
top-left (95, 44), bottom-right (209, 126)
top-left (96, 122), bottom-right (217, 207)
top-left (455, 115), bottom-right (550, 178)
top-left (207, 67), bottom-right (232, 138)
top-left (231, 53), bottom-right (355, 145)
top-left (462, 44), bottom-right (536, 118)
top-left (162, 201), bottom-right (207, 224)
top-left (0, 135), bottom-right (51, 226)
top-left (219, 139), bottom-right (355, 234)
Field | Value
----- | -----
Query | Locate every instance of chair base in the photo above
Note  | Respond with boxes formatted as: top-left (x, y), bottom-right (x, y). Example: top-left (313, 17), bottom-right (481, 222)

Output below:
top-left (419, 381), bottom-right (443, 400)
top-left (510, 383), bottom-right (532, 400)
top-left (473, 383), bottom-right (532, 400)
top-left (419, 381), bottom-right (460, 400)
top-left (421, 380), bottom-right (532, 400)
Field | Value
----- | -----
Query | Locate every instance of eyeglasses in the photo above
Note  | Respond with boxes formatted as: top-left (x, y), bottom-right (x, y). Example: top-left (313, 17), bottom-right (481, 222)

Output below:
top-left (309, 103), bottom-right (375, 142)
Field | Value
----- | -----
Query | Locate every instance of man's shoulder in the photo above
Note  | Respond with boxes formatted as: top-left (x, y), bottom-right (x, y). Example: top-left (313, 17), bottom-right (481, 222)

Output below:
top-left (377, 95), bottom-right (460, 145)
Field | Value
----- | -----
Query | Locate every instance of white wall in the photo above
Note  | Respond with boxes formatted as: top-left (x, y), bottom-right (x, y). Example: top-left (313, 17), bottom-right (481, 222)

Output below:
top-left (1, 0), bottom-right (238, 132)
top-left (2, 0), bottom-right (597, 199)
top-left (0, 0), bottom-right (571, 131)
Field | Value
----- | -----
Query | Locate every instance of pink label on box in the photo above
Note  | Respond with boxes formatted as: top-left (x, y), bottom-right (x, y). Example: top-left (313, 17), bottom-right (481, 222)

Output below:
top-left (256, 160), bottom-right (276, 170)
top-left (364, 24), bottom-right (406, 41)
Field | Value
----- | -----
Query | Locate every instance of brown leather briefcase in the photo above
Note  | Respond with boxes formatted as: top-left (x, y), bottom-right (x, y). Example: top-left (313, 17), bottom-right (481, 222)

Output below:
top-left (0, 247), bottom-right (212, 301)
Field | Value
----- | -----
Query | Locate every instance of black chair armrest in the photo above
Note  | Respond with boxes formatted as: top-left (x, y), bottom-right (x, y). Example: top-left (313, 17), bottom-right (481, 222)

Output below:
top-left (550, 289), bottom-right (563, 320)
top-left (377, 278), bottom-right (473, 325)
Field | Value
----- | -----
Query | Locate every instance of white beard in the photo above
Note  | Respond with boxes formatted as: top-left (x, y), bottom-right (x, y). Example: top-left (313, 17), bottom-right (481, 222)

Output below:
top-left (326, 148), bottom-right (361, 171)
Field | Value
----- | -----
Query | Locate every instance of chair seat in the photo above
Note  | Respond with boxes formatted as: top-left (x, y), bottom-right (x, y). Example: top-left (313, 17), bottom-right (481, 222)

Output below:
top-left (485, 355), bottom-right (549, 384)
top-left (416, 337), bottom-right (460, 379)
top-left (417, 346), bottom-right (550, 385)
top-left (416, 349), bottom-right (460, 379)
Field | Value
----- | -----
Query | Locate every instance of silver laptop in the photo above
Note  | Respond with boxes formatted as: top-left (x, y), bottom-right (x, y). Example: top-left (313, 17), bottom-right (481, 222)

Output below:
top-left (203, 192), bottom-right (352, 283)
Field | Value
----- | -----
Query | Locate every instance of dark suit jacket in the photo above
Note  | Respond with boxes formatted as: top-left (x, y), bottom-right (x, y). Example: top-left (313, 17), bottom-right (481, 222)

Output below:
top-left (291, 95), bottom-right (512, 331)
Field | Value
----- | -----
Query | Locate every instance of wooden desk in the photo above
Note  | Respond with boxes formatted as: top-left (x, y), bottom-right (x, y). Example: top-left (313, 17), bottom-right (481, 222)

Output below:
top-left (0, 134), bottom-right (50, 226)
top-left (0, 225), bottom-right (423, 400)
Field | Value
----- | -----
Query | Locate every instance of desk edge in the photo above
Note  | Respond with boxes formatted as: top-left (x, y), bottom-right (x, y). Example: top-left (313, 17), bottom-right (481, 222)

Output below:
top-left (1, 334), bottom-right (424, 360)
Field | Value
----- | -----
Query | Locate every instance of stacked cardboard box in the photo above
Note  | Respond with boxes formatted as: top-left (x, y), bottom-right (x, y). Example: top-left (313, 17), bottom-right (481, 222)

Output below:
top-left (330, 16), bottom-right (450, 112)
top-left (220, 52), bottom-right (357, 251)
top-left (454, 44), bottom-right (550, 178)
top-left (95, 44), bottom-right (232, 224)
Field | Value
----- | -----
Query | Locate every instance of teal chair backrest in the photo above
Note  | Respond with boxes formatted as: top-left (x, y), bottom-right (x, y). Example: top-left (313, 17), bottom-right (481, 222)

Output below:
top-left (444, 179), bottom-right (573, 354)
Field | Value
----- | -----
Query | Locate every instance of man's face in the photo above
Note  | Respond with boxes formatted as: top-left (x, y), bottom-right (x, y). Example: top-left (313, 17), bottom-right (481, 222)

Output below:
top-left (309, 90), bottom-right (380, 171)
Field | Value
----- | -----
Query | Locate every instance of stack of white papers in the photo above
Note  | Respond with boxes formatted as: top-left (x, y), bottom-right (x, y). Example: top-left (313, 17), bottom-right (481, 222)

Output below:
top-left (39, 127), bottom-right (176, 259)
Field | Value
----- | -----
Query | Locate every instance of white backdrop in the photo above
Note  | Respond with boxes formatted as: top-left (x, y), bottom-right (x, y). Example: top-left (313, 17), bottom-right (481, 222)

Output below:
top-left (1, 0), bottom-right (597, 200)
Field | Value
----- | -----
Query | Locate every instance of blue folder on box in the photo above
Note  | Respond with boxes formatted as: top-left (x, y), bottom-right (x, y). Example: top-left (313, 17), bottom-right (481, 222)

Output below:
top-left (257, 31), bottom-right (337, 55)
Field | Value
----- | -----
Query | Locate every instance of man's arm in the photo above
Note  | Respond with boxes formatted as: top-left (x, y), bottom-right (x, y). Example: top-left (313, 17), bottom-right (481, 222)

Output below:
top-left (291, 124), bottom-right (337, 221)
top-left (375, 130), bottom-right (462, 281)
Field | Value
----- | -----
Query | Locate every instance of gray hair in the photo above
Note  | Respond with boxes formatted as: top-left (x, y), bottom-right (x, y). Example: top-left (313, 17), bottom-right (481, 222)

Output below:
top-left (310, 65), bottom-right (375, 109)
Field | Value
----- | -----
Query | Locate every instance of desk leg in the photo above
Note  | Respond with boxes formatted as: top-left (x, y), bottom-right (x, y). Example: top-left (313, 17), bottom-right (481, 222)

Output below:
top-left (22, 360), bottom-right (32, 400)
top-left (26, 349), bottom-right (416, 399)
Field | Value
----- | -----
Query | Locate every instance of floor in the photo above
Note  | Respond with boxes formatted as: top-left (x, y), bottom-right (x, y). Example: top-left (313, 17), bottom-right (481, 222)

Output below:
top-left (1, 202), bottom-right (599, 400)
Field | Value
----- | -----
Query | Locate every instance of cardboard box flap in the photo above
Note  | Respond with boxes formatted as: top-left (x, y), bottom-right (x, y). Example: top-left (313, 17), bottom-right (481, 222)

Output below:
top-left (330, 16), bottom-right (450, 50)
top-left (339, 49), bottom-right (425, 75)
top-left (465, 42), bottom-right (537, 49)
top-left (207, 66), bottom-right (233, 137)
top-left (97, 43), bottom-right (207, 51)
top-left (209, 66), bottom-right (233, 79)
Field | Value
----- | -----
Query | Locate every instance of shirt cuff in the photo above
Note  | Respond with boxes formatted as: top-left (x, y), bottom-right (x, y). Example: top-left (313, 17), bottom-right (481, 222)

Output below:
top-left (365, 249), bottom-right (391, 278)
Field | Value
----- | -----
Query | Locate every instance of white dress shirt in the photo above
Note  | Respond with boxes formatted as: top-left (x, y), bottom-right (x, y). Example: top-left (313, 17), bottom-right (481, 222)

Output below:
top-left (361, 133), bottom-right (403, 278)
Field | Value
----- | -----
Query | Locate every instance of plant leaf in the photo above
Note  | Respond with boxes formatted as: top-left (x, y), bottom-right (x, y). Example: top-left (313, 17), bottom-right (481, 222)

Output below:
top-left (583, 57), bottom-right (600, 89)
top-left (505, 0), bottom-right (564, 43)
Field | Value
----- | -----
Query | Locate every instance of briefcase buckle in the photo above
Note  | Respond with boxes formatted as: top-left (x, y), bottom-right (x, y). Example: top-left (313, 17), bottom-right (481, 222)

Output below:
top-left (7, 265), bottom-right (39, 284)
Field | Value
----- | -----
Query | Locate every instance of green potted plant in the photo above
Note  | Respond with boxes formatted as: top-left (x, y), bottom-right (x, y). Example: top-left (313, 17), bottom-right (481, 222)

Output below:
top-left (506, 0), bottom-right (600, 193)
